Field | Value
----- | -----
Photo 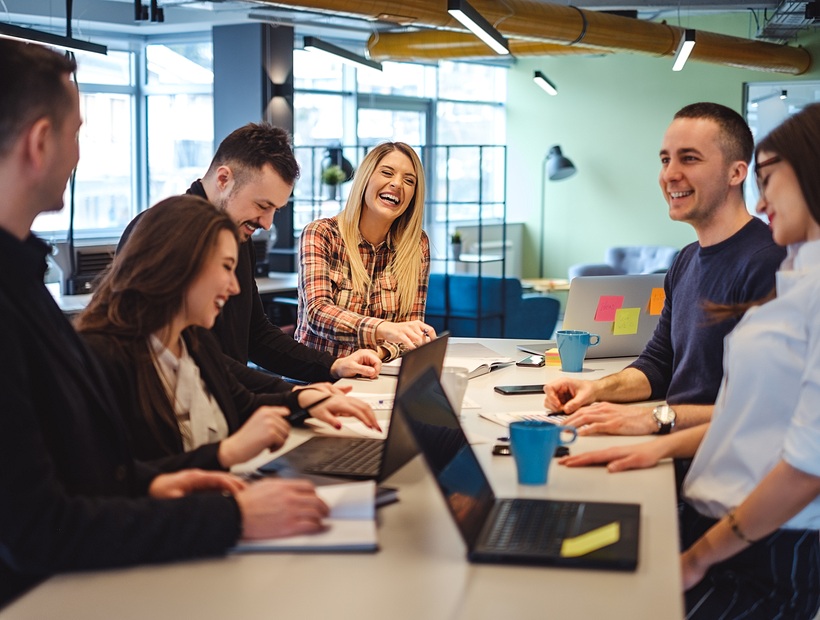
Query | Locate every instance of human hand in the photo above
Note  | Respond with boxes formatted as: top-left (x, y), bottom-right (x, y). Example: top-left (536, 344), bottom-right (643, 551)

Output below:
top-left (331, 349), bottom-right (383, 379)
top-left (375, 320), bottom-right (436, 350)
top-left (543, 378), bottom-right (597, 413)
top-left (562, 403), bottom-right (656, 436)
top-left (148, 469), bottom-right (246, 499)
top-left (294, 382), bottom-right (352, 397)
top-left (218, 406), bottom-right (291, 467)
top-left (558, 440), bottom-right (666, 472)
top-left (235, 478), bottom-right (330, 540)
top-left (299, 392), bottom-right (380, 432)
top-left (681, 547), bottom-right (709, 591)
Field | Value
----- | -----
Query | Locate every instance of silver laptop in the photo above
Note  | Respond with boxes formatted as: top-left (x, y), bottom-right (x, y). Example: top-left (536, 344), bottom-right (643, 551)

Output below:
top-left (562, 274), bottom-right (666, 358)
top-left (258, 333), bottom-right (449, 481)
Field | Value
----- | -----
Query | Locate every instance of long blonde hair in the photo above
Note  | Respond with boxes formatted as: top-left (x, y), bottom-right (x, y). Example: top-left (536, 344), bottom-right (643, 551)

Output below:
top-left (337, 142), bottom-right (426, 316)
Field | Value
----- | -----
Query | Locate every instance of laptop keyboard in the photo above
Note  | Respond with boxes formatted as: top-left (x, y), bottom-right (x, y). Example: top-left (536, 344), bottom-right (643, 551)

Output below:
top-left (307, 439), bottom-right (383, 476)
top-left (485, 499), bottom-right (582, 555)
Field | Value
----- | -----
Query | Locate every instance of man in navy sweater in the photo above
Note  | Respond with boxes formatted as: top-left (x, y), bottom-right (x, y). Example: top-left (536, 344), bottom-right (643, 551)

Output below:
top-left (544, 103), bottom-right (786, 436)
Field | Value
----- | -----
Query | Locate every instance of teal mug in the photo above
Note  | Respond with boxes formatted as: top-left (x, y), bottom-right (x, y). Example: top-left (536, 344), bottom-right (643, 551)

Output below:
top-left (509, 421), bottom-right (577, 485)
top-left (556, 329), bottom-right (600, 372)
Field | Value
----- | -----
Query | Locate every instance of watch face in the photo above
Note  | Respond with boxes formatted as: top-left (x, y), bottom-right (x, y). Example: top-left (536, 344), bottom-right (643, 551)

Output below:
top-left (655, 405), bottom-right (675, 424)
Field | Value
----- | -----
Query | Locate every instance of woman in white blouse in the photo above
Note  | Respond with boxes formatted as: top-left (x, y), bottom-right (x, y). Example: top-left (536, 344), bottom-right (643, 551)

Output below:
top-left (559, 104), bottom-right (820, 619)
top-left (77, 196), bottom-right (375, 472)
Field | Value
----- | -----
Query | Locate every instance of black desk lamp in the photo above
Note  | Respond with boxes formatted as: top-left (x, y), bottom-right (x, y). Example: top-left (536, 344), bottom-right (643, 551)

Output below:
top-left (539, 145), bottom-right (577, 278)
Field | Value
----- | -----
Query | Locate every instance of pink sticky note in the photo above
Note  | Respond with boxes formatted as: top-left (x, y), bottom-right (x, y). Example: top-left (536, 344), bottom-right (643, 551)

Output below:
top-left (594, 295), bottom-right (624, 322)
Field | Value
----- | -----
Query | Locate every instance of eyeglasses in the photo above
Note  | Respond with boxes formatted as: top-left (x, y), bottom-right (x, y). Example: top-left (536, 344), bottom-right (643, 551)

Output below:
top-left (755, 155), bottom-right (782, 194)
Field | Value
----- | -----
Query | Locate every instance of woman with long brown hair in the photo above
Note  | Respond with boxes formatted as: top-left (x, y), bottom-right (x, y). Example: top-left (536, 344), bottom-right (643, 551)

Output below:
top-left (77, 195), bottom-right (374, 471)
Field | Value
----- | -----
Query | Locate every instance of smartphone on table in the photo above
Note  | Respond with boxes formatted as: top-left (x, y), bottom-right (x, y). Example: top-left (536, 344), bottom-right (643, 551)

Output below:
top-left (493, 384), bottom-right (545, 395)
top-left (516, 354), bottom-right (545, 367)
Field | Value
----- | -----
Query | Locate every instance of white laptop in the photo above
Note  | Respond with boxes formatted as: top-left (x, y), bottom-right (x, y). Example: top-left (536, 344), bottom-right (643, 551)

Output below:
top-left (562, 274), bottom-right (666, 358)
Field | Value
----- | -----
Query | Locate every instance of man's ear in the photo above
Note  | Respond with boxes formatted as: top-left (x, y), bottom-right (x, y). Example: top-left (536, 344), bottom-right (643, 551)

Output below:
top-left (214, 165), bottom-right (234, 194)
top-left (728, 160), bottom-right (748, 188)
top-left (23, 117), bottom-right (52, 173)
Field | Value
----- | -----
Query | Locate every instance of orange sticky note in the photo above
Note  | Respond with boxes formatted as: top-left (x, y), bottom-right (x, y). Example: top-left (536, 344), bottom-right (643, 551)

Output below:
top-left (648, 288), bottom-right (666, 316)
top-left (613, 307), bottom-right (640, 335)
top-left (594, 295), bottom-right (624, 322)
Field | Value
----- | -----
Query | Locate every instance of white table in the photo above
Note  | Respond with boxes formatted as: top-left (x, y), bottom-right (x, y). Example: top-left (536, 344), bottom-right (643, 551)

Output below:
top-left (47, 272), bottom-right (299, 315)
top-left (0, 338), bottom-right (682, 620)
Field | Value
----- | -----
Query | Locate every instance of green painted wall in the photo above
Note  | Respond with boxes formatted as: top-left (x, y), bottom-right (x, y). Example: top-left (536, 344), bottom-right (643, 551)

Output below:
top-left (507, 13), bottom-right (820, 279)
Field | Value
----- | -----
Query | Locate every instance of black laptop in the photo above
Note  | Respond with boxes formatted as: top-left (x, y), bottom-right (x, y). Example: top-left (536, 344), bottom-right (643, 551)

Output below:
top-left (258, 333), bottom-right (449, 481)
top-left (396, 367), bottom-right (641, 571)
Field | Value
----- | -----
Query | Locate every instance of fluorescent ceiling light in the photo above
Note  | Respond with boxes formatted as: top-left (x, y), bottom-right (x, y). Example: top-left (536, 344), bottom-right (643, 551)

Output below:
top-left (672, 29), bottom-right (695, 72)
top-left (447, 0), bottom-right (510, 56)
top-left (303, 36), bottom-right (382, 72)
top-left (0, 22), bottom-right (107, 55)
top-left (533, 71), bottom-right (557, 95)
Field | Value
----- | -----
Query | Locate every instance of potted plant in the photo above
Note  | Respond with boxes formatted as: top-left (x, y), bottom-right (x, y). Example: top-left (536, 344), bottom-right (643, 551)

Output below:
top-left (322, 164), bottom-right (347, 201)
top-left (450, 231), bottom-right (463, 260)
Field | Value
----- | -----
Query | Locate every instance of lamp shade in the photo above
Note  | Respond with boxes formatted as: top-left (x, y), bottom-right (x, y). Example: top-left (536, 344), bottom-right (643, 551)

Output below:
top-left (546, 145), bottom-right (576, 181)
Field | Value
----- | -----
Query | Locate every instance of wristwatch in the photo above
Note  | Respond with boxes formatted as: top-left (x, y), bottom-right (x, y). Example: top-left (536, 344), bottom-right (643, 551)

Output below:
top-left (652, 404), bottom-right (677, 435)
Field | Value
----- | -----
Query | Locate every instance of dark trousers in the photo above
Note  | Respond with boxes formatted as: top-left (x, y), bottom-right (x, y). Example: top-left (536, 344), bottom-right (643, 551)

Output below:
top-left (680, 501), bottom-right (820, 620)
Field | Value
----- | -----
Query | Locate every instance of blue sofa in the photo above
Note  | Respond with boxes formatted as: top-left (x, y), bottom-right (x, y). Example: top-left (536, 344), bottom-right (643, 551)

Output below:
top-left (425, 274), bottom-right (560, 339)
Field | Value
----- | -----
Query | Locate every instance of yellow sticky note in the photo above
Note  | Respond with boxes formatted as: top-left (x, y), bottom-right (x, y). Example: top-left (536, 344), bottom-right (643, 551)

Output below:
top-left (613, 307), bottom-right (640, 335)
top-left (560, 521), bottom-right (621, 558)
top-left (648, 288), bottom-right (666, 316)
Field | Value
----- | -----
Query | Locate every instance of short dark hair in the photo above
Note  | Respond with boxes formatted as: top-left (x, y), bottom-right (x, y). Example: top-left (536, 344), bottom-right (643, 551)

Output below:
top-left (674, 102), bottom-right (753, 165)
top-left (756, 103), bottom-right (820, 228)
top-left (0, 40), bottom-right (77, 157)
top-left (205, 122), bottom-right (300, 187)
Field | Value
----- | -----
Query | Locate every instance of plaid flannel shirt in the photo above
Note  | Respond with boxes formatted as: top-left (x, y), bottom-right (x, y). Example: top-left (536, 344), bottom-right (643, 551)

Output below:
top-left (295, 217), bottom-right (430, 360)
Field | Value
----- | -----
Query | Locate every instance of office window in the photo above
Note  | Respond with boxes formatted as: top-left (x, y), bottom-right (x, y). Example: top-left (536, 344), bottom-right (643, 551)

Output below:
top-left (33, 50), bottom-right (135, 236)
top-left (437, 61), bottom-right (506, 103)
top-left (292, 56), bottom-right (507, 231)
top-left (145, 42), bottom-right (214, 206)
top-left (357, 61), bottom-right (436, 98)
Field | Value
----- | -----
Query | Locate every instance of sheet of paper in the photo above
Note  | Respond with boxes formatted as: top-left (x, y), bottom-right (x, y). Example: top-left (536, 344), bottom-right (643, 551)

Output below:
top-left (348, 392), bottom-right (479, 412)
top-left (233, 481), bottom-right (377, 552)
top-left (305, 417), bottom-right (388, 439)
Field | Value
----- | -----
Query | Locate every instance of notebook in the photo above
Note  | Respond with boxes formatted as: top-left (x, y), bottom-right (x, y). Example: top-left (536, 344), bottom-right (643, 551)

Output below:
top-left (562, 274), bottom-right (666, 358)
top-left (381, 341), bottom-right (512, 379)
top-left (258, 333), bottom-right (449, 481)
top-left (396, 367), bottom-right (641, 571)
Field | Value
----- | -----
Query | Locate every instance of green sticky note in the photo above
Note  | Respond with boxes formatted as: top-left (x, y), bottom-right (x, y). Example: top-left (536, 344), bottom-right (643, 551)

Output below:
top-left (560, 521), bottom-right (621, 558)
top-left (613, 307), bottom-right (640, 335)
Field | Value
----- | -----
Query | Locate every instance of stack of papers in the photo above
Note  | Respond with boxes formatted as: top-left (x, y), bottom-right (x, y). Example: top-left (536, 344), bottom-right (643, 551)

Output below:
top-left (232, 480), bottom-right (378, 552)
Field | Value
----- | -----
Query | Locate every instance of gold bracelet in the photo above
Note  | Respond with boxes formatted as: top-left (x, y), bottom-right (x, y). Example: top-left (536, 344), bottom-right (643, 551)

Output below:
top-left (726, 509), bottom-right (755, 544)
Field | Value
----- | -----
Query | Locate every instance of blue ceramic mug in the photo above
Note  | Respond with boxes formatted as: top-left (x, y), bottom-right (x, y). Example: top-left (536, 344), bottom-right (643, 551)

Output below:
top-left (556, 329), bottom-right (601, 372)
top-left (509, 421), bottom-right (577, 485)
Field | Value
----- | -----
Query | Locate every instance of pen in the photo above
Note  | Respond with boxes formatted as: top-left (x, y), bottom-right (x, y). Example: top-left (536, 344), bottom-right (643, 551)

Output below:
top-left (497, 436), bottom-right (510, 442)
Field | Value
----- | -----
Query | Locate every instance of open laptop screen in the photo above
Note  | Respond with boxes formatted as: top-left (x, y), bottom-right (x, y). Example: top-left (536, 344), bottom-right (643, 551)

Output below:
top-left (395, 368), bottom-right (496, 548)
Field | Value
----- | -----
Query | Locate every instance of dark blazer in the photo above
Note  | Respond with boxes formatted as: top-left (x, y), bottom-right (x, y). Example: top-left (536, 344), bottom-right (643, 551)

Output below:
top-left (82, 327), bottom-right (291, 472)
top-left (0, 231), bottom-right (240, 608)
top-left (118, 181), bottom-right (337, 388)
